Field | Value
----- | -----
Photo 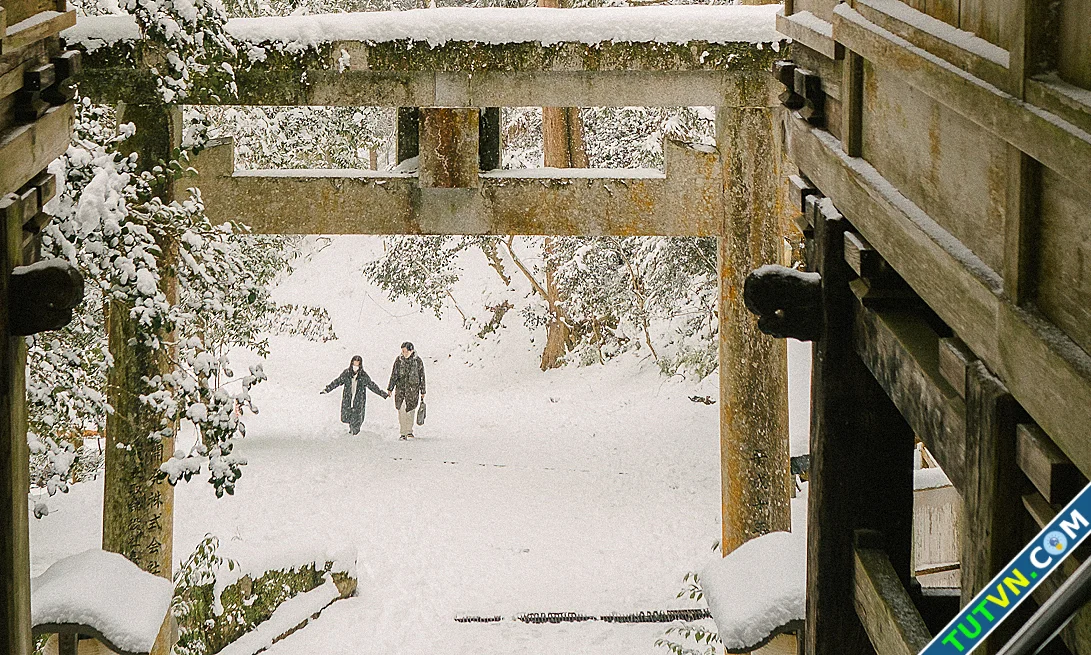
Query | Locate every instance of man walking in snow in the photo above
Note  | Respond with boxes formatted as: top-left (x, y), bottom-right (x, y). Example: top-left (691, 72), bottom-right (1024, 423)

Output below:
top-left (321, 355), bottom-right (388, 435)
top-left (388, 342), bottom-right (426, 440)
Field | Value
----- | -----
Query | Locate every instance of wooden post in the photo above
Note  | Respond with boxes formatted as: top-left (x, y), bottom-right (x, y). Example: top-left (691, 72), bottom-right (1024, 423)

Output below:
top-left (102, 103), bottom-right (181, 579)
top-left (717, 104), bottom-right (792, 554)
top-left (961, 360), bottom-right (1024, 654)
top-left (804, 199), bottom-right (917, 655)
top-left (1, 179), bottom-right (32, 655)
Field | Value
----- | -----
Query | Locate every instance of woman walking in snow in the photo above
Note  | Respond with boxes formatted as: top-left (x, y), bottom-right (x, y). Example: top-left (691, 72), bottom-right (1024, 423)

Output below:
top-left (321, 355), bottom-right (388, 435)
top-left (388, 342), bottom-right (426, 440)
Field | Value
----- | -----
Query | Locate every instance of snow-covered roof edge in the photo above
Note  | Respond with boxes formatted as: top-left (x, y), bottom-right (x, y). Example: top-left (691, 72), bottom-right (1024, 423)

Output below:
top-left (64, 5), bottom-right (783, 51)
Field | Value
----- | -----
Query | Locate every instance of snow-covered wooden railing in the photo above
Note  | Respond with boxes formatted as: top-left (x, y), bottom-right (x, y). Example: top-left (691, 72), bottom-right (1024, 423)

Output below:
top-left (31, 550), bottom-right (174, 655)
top-left (183, 135), bottom-right (724, 236)
top-left (63, 6), bottom-right (787, 107)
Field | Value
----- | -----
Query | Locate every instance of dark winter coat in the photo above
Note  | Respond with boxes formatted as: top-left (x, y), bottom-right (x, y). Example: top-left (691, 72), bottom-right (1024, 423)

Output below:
top-left (388, 353), bottom-right (426, 411)
top-left (325, 368), bottom-right (386, 425)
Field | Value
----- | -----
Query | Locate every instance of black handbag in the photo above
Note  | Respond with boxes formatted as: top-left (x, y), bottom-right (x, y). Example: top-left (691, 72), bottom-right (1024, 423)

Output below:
top-left (416, 399), bottom-right (427, 426)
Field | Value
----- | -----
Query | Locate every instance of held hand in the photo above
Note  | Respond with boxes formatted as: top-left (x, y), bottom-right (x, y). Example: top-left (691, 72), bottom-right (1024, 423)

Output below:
top-left (320, 389), bottom-right (327, 395)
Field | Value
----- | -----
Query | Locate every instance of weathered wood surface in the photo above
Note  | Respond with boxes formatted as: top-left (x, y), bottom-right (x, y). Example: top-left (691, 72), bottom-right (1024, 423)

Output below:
top-left (1056, 0), bottom-right (1091, 91)
top-left (182, 137), bottom-right (724, 236)
top-left (1, 159), bottom-right (32, 655)
top-left (717, 104), bottom-right (791, 553)
top-left (784, 111), bottom-right (1091, 482)
top-left (912, 483), bottom-right (961, 589)
top-left (0, 103), bottom-right (72, 200)
top-left (805, 199), bottom-right (916, 655)
top-left (860, 58), bottom-right (1007, 274)
top-left (833, 4), bottom-right (1091, 193)
top-left (0, 8), bottom-right (73, 53)
top-left (853, 534), bottom-right (933, 655)
top-left (1016, 422), bottom-right (1086, 505)
top-left (776, 10), bottom-right (841, 61)
top-left (851, 0), bottom-right (1008, 90)
top-left (1036, 166), bottom-right (1091, 356)
top-left (852, 299), bottom-right (966, 490)
top-left (961, 361), bottom-right (1022, 653)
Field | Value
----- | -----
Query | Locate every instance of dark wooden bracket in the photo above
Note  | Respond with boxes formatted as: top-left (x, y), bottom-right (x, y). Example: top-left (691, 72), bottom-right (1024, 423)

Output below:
top-left (774, 60), bottom-right (805, 110)
top-left (9, 259), bottom-right (85, 336)
top-left (743, 264), bottom-right (823, 341)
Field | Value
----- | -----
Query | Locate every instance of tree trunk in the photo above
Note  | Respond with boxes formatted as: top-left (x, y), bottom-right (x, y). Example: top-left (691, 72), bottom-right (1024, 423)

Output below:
top-left (536, 0), bottom-right (587, 369)
top-left (102, 103), bottom-right (181, 579)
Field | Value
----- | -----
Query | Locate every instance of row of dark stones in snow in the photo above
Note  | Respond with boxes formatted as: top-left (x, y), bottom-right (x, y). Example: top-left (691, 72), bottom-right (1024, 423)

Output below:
top-left (455, 609), bottom-right (711, 624)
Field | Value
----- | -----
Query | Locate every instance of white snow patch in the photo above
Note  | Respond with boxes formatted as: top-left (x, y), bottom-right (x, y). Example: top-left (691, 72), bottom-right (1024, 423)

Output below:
top-left (914, 466), bottom-right (952, 491)
top-left (702, 488), bottom-right (807, 652)
top-left (481, 167), bottom-right (665, 180)
top-left (31, 549), bottom-right (173, 655)
top-left (65, 6), bottom-right (782, 51)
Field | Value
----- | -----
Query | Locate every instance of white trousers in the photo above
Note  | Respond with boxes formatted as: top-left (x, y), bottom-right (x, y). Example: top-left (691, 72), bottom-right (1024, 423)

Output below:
top-left (397, 401), bottom-right (417, 436)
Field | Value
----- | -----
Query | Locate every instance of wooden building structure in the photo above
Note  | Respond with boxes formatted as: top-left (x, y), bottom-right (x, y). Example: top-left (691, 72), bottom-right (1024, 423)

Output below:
top-left (1, 0), bottom-right (82, 652)
top-left (749, 0), bottom-right (1091, 653)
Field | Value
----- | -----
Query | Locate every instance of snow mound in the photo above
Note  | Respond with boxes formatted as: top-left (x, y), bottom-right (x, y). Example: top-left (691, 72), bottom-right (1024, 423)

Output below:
top-left (701, 531), bottom-right (806, 652)
top-left (65, 6), bottom-right (782, 52)
top-left (31, 549), bottom-right (173, 654)
top-left (702, 487), bottom-right (808, 652)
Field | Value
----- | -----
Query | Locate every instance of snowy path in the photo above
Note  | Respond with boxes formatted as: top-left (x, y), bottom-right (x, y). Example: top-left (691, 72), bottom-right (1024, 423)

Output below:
top-left (32, 237), bottom-right (745, 655)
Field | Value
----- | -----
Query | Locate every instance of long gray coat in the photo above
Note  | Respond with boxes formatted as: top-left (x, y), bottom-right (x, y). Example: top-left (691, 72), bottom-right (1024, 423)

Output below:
top-left (388, 354), bottom-right (426, 411)
top-left (325, 368), bottom-right (386, 424)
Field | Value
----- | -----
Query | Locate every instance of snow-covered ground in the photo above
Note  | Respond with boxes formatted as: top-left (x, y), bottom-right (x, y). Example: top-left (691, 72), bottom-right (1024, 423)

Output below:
top-left (30, 236), bottom-right (809, 655)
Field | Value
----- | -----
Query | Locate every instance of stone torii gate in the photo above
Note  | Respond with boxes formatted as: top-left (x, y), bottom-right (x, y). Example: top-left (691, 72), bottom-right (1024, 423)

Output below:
top-left (69, 6), bottom-right (794, 577)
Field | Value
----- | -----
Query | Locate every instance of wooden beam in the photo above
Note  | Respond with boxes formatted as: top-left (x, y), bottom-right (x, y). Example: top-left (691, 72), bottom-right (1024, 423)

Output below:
top-left (0, 9), bottom-right (74, 53)
top-left (1002, 147), bottom-right (1039, 306)
top-left (853, 532), bottom-right (933, 655)
top-left (841, 49), bottom-right (864, 157)
top-left (852, 298), bottom-right (966, 490)
top-left (0, 104), bottom-right (74, 201)
top-left (182, 137), bottom-right (724, 236)
top-left (785, 112), bottom-right (1091, 481)
top-left (1016, 422), bottom-right (1086, 505)
top-left (937, 336), bottom-right (973, 399)
top-left (832, 4), bottom-right (1091, 193)
top-left (776, 10), bottom-right (843, 60)
top-left (77, 67), bottom-right (781, 109)
top-left (851, 0), bottom-right (1009, 90)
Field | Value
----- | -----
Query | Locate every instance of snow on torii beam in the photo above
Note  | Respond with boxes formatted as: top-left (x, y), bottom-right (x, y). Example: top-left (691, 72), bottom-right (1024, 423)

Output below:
top-left (63, 6), bottom-right (786, 108)
top-left (183, 134), bottom-right (722, 236)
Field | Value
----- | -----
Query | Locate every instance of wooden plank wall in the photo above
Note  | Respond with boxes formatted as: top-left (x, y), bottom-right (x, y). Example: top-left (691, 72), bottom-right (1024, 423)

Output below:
top-left (779, 0), bottom-right (1091, 653)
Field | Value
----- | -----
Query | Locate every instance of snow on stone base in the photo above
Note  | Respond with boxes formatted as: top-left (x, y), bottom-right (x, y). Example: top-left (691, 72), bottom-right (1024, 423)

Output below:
top-left (31, 549), bottom-right (173, 655)
top-left (65, 5), bottom-right (782, 52)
